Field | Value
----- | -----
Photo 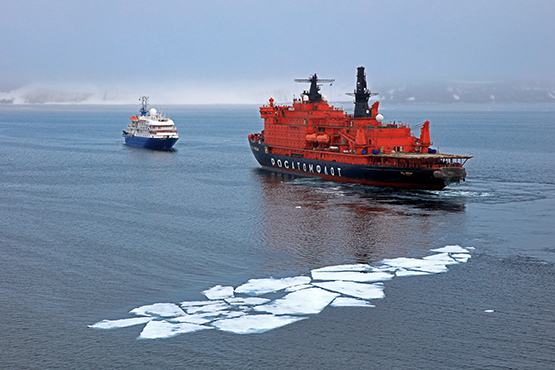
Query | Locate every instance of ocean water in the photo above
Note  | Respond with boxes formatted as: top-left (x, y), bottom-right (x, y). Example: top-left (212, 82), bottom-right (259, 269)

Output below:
top-left (1, 103), bottom-right (554, 369)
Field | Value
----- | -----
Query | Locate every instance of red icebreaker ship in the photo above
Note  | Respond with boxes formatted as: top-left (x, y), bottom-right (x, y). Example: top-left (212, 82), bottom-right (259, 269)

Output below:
top-left (248, 67), bottom-right (472, 190)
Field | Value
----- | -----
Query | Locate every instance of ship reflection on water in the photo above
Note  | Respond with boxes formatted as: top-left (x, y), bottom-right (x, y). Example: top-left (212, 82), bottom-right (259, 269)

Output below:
top-left (251, 169), bottom-right (467, 272)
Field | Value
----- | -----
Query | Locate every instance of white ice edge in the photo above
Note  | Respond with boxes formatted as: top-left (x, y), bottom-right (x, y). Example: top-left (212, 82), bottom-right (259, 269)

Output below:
top-left (89, 317), bottom-right (153, 329)
top-left (311, 264), bottom-right (372, 273)
top-left (130, 303), bottom-right (185, 317)
top-left (224, 297), bottom-right (271, 305)
top-left (430, 245), bottom-right (469, 254)
top-left (203, 285), bottom-right (235, 300)
top-left (311, 270), bottom-right (394, 283)
top-left (139, 320), bottom-right (213, 339)
top-left (180, 300), bottom-right (225, 307)
top-left (211, 314), bottom-right (307, 334)
top-left (331, 297), bottom-right (376, 307)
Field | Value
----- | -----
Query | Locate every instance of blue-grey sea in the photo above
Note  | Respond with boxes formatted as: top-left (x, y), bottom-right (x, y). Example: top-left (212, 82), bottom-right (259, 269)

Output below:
top-left (1, 103), bottom-right (554, 369)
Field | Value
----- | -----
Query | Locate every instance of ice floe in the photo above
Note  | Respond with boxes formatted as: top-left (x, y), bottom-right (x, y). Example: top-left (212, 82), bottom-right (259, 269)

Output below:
top-left (180, 300), bottom-right (225, 307)
top-left (311, 270), bottom-right (393, 282)
top-left (452, 253), bottom-right (471, 263)
top-left (90, 245), bottom-right (472, 339)
top-left (381, 257), bottom-right (450, 274)
top-left (253, 287), bottom-right (339, 315)
top-left (169, 314), bottom-right (218, 325)
top-left (130, 303), bottom-right (185, 317)
top-left (211, 314), bottom-right (307, 334)
top-left (224, 297), bottom-right (270, 306)
top-left (203, 285), bottom-right (234, 300)
top-left (431, 245), bottom-right (470, 254)
top-left (139, 320), bottom-right (213, 339)
top-left (331, 297), bottom-right (376, 307)
top-left (313, 281), bottom-right (385, 300)
top-left (285, 283), bottom-right (313, 292)
top-left (89, 317), bottom-right (153, 329)
top-left (183, 302), bottom-right (230, 315)
top-left (395, 268), bottom-right (431, 277)
top-left (311, 264), bottom-right (372, 273)
top-left (235, 276), bottom-right (311, 295)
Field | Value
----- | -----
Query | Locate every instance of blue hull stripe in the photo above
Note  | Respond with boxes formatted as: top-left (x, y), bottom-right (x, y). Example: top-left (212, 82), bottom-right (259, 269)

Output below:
top-left (124, 136), bottom-right (178, 150)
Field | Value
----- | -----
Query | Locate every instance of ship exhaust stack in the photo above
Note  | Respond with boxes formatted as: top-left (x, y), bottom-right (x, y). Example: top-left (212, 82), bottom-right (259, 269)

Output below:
top-left (419, 121), bottom-right (431, 152)
top-left (347, 66), bottom-right (378, 118)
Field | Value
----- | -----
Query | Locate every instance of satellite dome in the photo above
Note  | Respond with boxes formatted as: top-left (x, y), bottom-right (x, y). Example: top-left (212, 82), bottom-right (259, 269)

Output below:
top-left (149, 108), bottom-right (157, 116)
top-left (376, 114), bottom-right (384, 122)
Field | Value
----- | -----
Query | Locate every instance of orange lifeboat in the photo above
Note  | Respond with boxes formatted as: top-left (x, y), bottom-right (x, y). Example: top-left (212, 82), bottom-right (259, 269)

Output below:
top-left (306, 133), bottom-right (317, 143)
top-left (316, 134), bottom-right (330, 144)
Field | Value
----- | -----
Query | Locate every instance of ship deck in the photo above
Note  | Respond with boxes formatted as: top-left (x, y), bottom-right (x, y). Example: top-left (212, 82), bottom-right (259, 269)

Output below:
top-left (375, 152), bottom-right (473, 160)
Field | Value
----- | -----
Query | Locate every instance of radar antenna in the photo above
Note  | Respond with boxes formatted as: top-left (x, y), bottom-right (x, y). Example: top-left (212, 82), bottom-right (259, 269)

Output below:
top-left (294, 73), bottom-right (335, 103)
top-left (345, 67), bottom-right (378, 117)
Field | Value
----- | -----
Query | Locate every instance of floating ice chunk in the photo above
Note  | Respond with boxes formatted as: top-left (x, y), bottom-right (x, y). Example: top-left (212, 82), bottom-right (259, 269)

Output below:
top-left (395, 269), bottom-right (431, 277)
top-left (331, 297), bottom-right (376, 307)
top-left (185, 302), bottom-right (229, 315)
top-left (382, 257), bottom-right (424, 269)
top-left (423, 252), bottom-right (459, 265)
top-left (180, 300), bottom-right (225, 307)
top-left (130, 303), bottom-right (185, 317)
top-left (381, 257), bottom-right (449, 274)
top-left (311, 270), bottom-right (393, 282)
top-left (211, 314), bottom-right (307, 334)
top-left (285, 284), bottom-right (313, 292)
top-left (169, 313), bottom-right (220, 325)
top-left (138, 320), bottom-right (212, 339)
top-left (311, 264), bottom-right (372, 273)
top-left (313, 281), bottom-right (385, 300)
top-left (414, 264), bottom-right (449, 274)
top-left (430, 245), bottom-right (469, 254)
top-left (254, 287), bottom-right (339, 315)
top-left (219, 311), bottom-right (247, 319)
top-left (89, 317), bottom-right (153, 329)
top-left (372, 265), bottom-right (399, 272)
top-left (224, 297), bottom-right (270, 306)
top-left (203, 285), bottom-right (234, 300)
top-left (452, 253), bottom-right (471, 262)
top-left (235, 276), bottom-right (311, 295)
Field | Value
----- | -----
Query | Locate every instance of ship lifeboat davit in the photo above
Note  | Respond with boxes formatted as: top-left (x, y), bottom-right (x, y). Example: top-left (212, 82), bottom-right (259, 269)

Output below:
top-left (306, 133), bottom-right (318, 143)
top-left (317, 134), bottom-right (330, 144)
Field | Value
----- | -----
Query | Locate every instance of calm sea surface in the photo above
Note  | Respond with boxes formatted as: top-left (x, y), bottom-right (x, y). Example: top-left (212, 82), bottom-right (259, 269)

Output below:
top-left (1, 103), bottom-right (554, 369)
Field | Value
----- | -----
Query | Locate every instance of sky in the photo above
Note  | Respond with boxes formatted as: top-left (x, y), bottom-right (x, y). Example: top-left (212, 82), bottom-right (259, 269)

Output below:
top-left (1, 0), bottom-right (554, 103)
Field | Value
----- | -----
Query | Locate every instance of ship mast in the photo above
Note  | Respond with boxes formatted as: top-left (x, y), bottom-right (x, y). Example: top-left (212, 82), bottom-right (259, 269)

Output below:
top-left (346, 66), bottom-right (378, 118)
top-left (139, 96), bottom-right (149, 116)
top-left (294, 74), bottom-right (335, 103)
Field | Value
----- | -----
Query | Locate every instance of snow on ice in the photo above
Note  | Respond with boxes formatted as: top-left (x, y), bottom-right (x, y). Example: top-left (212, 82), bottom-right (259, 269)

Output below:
top-left (90, 245), bottom-right (471, 339)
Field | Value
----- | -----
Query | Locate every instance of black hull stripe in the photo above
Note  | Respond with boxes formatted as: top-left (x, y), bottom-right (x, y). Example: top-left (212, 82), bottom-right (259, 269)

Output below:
top-left (249, 141), bottom-right (446, 190)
